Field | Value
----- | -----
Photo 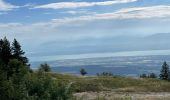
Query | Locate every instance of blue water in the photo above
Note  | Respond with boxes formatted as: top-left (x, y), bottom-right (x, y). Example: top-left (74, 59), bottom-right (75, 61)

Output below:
top-left (30, 51), bottom-right (170, 76)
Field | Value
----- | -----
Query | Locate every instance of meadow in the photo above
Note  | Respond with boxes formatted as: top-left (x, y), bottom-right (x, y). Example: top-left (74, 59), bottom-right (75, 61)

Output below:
top-left (48, 73), bottom-right (170, 100)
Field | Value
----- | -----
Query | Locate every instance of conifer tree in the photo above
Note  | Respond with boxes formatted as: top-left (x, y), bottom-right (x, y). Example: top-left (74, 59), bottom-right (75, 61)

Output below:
top-left (0, 37), bottom-right (12, 65)
top-left (160, 61), bottom-right (169, 80)
top-left (0, 39), bottom-right (3, 58)
top-left (12, 39), bottom-right (28, 64)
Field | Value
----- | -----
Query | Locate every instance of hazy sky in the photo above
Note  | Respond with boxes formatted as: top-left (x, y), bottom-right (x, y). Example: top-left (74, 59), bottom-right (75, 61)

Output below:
top-left (1, 0), bottom-right (170, 59)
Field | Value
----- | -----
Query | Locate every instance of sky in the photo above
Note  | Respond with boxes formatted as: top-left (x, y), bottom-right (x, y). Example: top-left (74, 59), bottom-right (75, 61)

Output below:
top-left (1, 0), bottom-right (170, 60)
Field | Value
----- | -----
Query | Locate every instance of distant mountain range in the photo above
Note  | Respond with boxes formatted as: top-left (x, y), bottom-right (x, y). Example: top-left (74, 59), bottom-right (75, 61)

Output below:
top-left (146, 33), bottom-right (170, 40)
top-left (27, 33), bottom-right (170, 57)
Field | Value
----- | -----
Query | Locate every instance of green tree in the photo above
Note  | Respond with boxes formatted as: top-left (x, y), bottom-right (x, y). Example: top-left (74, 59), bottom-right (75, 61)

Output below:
top-left (0, 39), bottom-right (3, 59)
top-left (0, 37), bottom-right (12, 79)
top-left (39, 63), bottom-right (51, 72)
top-left (0, 37), bottom-right (12, 65)
top-left (8, 60), bottom-right (29, 100)
top-left (97, 72), bottom-right (113, 77)
top-left (160, 61), bottom-right (169, 80)
top-left (0, 59), bottom-right (30, 100)
top-left (8, 59), bottom-right (29, 77)
top-left (148, 73), bottom-right (157, 78)
top-left (140, 74), bottom-right (147, 78)
top-left (12, 39), bottom-right (28, 65)
top-left (80, 68), bottom-right (87, 76)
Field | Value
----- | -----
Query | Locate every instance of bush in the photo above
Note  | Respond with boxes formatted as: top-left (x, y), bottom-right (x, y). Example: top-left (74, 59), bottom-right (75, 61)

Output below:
top-left (80, 68), bottom-right (87, 76)
top-left (140, 73), bottom-right (157, 78)
top-left (38, 63), bottom-right (51, 72)
top-left (97, 72), bottom-right (113, 77)
top-left (27, 72), bottom-right (73, 100)
top-left (148, 73), bottom-right (157, 78)
top-left (140, 74), bottom-right (147, 78)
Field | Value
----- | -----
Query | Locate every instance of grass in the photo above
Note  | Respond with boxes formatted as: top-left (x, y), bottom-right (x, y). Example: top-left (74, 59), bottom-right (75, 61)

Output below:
top-left (74, 92), bottom-right (170, 100)
top-left (46, 73), bottom-right (170, 99)
top-left (48, 73), bottom-right (170, 92)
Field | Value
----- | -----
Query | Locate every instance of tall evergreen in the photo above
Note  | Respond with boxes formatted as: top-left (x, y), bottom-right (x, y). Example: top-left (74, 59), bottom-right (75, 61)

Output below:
top-left (0, 39), bottom-right (3, 58)
top-left (160, 61), bottom-right (169, 80)
top-left (0, 37), bottom-right (12, 65)
top-left (12, 39), bottom-right (28, 64)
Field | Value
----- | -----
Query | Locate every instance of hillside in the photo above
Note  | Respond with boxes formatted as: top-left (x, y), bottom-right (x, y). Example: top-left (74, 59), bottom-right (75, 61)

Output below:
top-left (49, 73), bottom-right (170, 100)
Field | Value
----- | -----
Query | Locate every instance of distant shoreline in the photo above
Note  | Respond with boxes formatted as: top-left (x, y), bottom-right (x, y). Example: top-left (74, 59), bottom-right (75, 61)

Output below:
top-left (29, 49), bottom-right (170, 62)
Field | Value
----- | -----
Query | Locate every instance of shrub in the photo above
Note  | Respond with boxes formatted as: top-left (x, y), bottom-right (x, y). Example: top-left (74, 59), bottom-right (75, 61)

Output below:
top-left (80, 68), bottom-right (87, 76)
top-left (97, 72), bottom-right (113, 77)
top-left (38, 63), bottom-right (51, 72)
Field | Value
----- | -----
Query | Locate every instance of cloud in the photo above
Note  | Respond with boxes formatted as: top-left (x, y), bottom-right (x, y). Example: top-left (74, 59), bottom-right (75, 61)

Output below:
top-left (0, 0), bottom-right (18, 11)
top-left (62, 9), bottom-right (97, 15)
top-left (1, 5), bottom-right (170, 31)
top-left (33, 0), bottom-right (138, 9)
top-left (65, 10), bottom-right (85, 14)
top-left (51, 5), bottom-right (170, 23)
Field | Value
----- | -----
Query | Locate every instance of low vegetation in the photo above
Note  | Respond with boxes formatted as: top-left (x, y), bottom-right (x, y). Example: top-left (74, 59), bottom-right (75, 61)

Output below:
top-left (140, 73), bottom-right (157, 78)
top-left (49, 74), bottom-right (170, 93)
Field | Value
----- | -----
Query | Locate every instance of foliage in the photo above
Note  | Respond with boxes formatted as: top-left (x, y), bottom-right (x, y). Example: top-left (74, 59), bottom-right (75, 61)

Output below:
top-left (0, 37), bottom-right (73, 100)
top-left (140, 74), bottom-right (147, 78)
top-left (38, 63), bottom-right (51, 72)
top-left (97, 72), bottom-right (113, 77)
top-left (160, 61), bottom-right (169, 80)
top-left (12, 38), bottom-right (28, 65)
top-left (27, 72), bottom-right (73, 100)
top-left (148, 73), bottom-right (157, 78)
top-left (140, 73), bottom-right (157, 78)
top-left (0, 37), bottom-right (12, 65)
top-left (80, 68), bottom-right (87, 76)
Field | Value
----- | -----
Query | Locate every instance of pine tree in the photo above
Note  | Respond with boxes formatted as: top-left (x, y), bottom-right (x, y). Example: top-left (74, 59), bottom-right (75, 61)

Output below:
top-left (0, 39), bottom-right (3, 59)
top-left (12, 39), bottom-right (28, 64)
top-left (0, 37), bottom-right (12, 65)
top-left (160, 61), bottom-right (169, 80)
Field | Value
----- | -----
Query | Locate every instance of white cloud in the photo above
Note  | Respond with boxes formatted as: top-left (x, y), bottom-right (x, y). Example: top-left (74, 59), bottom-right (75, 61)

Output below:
top-left (66, 11), bottom-right (82, 14)
top-left (49, 5), bottom-right (170, 25)
top-left (114, 5), bottom-right (170, 19)
top-left (0, 0), bottom-right (18, 11)
top-left (33, 0), bottom-right (138, 9)
top-left (62, 9), bottom-right (97, 15)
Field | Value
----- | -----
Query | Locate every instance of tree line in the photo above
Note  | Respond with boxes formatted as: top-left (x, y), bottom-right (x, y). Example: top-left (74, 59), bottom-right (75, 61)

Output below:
top-left (80, 60), bottom-right (170, 80)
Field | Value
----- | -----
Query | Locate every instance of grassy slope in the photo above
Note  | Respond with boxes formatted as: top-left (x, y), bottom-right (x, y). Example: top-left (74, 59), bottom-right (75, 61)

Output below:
top-left (48, 73), bottom-right (170, 92)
